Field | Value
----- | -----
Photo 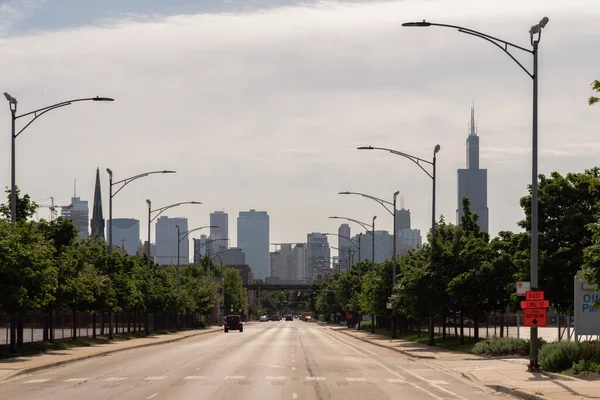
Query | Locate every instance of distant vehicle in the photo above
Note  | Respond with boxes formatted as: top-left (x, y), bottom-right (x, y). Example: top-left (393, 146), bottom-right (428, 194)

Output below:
top-left (259, 315), bottom-right (268, 322)
top-left (285, 315), bottom-right (293, 321)
top-left (224, 315), bottom-right (243, 333)
top-left (270, 315), bottom-right (281, 321)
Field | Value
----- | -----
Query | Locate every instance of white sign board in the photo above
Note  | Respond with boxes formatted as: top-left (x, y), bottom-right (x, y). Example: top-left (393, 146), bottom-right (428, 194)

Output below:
top-left (516, 281), bottom-right (531, 296)
top-left (386, 302), bottom-right (392, 310)
top-left (574, 276), bottom-right (600, 335)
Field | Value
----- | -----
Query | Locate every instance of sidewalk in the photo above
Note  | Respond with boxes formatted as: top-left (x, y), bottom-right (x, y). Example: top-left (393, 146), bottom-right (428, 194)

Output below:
top-left (0, 326), bottom-right (222, 381)
top-left (328, 326), bottom-right (600, 400)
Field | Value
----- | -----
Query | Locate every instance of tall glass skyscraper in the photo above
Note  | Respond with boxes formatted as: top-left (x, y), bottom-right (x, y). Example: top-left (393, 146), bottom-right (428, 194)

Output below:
top-left (457, 105), bottom-right (489, 232)
top-left (237, 210), bottom-right (269, 279)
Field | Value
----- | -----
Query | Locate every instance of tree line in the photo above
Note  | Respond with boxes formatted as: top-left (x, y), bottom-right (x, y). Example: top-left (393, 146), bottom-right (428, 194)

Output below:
top-left (0, 187), bottom-right (248, 353)
top-left (311, 167), bottom-right (600, 344)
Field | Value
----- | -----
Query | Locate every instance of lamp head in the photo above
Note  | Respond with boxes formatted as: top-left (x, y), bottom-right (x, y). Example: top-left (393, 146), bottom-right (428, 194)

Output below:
top-left (338, 191), bottom-right (350, 195)
top-left (4, 92), bottom-right (17, 104)
top-left (434, 144), bottom-right (441, 154)
top-left (401, 20), bottom-right (431, 27)
top-left (357, 146), bottom-right (374, 150)
top-left (394, 190), bottom-right (400, 197)
top-left (146, 199), bottom-right (151, 205)
top-left (163, 170), bottom-right (176, 174)
top-left (106, 168), bottom-right (113, 176)
top-left (93, 96), bottom-right (114, 101)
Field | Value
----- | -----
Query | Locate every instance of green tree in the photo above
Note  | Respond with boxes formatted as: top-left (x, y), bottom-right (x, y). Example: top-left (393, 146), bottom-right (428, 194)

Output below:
top-left (0, 220), bottom-right (57, 351)
top-left (590, 80), bottom-right (600, 105)
top-left (0, 186), bottom-right (38, 222)
top-left (223, 268), bottom-right (248, 314)
top-left (519, 168), bottom-right (600, 313)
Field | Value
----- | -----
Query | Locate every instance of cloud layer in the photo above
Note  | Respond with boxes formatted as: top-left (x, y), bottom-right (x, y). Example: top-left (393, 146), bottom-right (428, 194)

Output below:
top-left (1, 0), bottom-right (599, 252)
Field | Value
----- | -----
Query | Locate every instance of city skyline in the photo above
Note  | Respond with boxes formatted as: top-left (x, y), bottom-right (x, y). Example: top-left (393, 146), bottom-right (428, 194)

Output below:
top-left (3, 0), bottom-right (599, 256)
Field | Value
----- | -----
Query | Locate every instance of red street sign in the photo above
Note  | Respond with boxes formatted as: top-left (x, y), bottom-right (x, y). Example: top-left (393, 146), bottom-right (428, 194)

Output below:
top-left (525, 291), bottom-right (544, 301)
top-left (521, 300), bottom-right (550, 309)
top-left (523, 309), bottom-right (547, 327)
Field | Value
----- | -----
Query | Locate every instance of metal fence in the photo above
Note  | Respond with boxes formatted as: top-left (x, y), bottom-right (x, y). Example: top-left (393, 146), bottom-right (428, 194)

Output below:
top-left (0, 311), bottom-right (201, 346)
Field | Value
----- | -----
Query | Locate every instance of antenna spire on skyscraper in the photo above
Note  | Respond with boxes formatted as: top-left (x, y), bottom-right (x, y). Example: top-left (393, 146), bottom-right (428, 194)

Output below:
top-left (470, 102), bottom-right (477, 137)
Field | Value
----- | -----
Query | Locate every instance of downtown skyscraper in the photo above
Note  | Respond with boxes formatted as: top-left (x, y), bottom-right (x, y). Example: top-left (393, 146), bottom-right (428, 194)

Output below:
top-left (457, 105), bottom-right (489, 232)
top-left (237, 210), bottom-right (269, 280)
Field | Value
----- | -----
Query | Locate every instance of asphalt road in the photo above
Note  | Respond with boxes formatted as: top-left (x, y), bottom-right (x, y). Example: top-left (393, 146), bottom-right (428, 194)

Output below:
top-left (0, 321), bottom-right (511, 400)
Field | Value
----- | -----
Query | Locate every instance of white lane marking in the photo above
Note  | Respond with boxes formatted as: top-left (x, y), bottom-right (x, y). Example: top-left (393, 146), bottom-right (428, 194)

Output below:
top-left (147, 394), bottom-right (159, 399)
top-left (428, 380), bottom-right (449, 385)
top-left (184, 376), bottom-right (205, 380)
top-left (293, 394), bottom-right (298, 399)
top-left (387, 378), bottom-right (405, 383)
top-left (266, 376), bottom-right (285, 380)
top-left (24, 379), bottom-right (50, 383)
top-left (319, 330), bottom-right (449, 400)
top-left (105, 377), bottom-right (128, 381)
top-left (224, 376), bottom-right (245, 380)
top-left (65, 378), bottom-right (88, 382)
top-left (292, 359), bottom-right (295, 362)
top-left (305, 376), bottom-right (326, 381)
top-left (345, 377), bottom-right (366, 382)
top-left (144, 376), bottom-right (167, 381)
top-left (292, 367), bottom-right (296, 371)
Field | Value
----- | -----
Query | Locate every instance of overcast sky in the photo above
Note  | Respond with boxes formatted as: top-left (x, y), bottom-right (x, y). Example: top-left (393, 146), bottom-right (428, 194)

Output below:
top-left (1, 0), bottom-right (599, 257)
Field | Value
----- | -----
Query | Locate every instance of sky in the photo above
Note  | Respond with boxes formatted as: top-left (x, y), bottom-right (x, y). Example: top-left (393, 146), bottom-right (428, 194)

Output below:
top-left (1, 0), bottom-right (599, 259)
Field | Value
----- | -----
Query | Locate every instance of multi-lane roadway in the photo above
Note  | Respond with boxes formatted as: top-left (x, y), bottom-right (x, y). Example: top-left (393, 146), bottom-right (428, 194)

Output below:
top-left (0, 320), bottom-right (511, 400)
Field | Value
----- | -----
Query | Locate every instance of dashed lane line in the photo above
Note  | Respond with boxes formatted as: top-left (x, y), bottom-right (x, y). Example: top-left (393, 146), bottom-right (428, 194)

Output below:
top-left (184, 376), bottom-right (206, 380)
top-left (23, 379), bottom-right (50, 384)
top-left (105, 377), bottom-right (128, 381)
top-left (144, 376), bottom-right (167, 381)
top-left (147, 393), bottom-right (159, 399)
top-left (64, 378), bottom-right (88, 382)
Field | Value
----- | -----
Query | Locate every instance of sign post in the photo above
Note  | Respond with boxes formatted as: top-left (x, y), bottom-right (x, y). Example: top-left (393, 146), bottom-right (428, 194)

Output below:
top-left (521, 291), bottom-right (548, 371)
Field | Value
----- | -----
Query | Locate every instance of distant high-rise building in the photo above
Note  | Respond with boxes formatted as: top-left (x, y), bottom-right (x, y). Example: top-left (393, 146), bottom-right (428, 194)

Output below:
top-left (107, 218), bottom-right (140, 256)
top-left (307, 233), bottom-right (330, 282)
top-left (193, 234), bottom-right (209, 264)
top-left (269, 243), bottom-right (306, 282)
top-left (219, 248), bottom-right (246, 265)
top-left (337, 224), bottom-right (352, 272)
top-left (356, 230), bottom-right (391, 264)
top-left (61, 196), bottom-right (89, 239)
top-left (457, 105), bottom-right (489, 232)
top-left (398, 229), bottom-right (422, 255)
top-left (90, 168), bottom-right (105, 240)
top-left (209, 211), bottom-right (229, 255)
top-left (396, 207), bottom-right (411, 231)
top-left (237, 210), bottom-right (270, 279)
top-left (155, 216), bottom-right (188, 265)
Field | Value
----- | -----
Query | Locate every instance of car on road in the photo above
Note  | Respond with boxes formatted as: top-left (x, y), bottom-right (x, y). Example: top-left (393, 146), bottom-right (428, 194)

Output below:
top-left (285, 315), bottom-right (293, 321)
top-left (259, 315), bottom-right (268, 322)
top-left (224, 315), bottom-right (243, 332)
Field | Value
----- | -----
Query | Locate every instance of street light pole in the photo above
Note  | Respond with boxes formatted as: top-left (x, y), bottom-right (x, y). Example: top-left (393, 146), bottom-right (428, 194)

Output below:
top-left (358, 145), bottom-right (440, 345)
top-left (144, 200), bottom-right (202, 334)
top-left (402, 16), bottom-right (548, 370)
top-left (329, 216), bottom-right (376, 332)
top-left (107, 169), bottom-right (176, 257)
top-left (177, 225), bottom-right (217, 280)
top-left (371, 215), bottom-right (376, 333)
top-left (337, 191), bottom-right (400, 337)
top-left (3, 93), bottom-right (114, 223)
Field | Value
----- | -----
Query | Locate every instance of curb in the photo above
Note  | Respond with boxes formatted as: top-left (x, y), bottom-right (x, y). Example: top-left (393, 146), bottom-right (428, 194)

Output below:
top-left (539, 370), bottom-right (583, 381)
top-left (486, 385), bottom-right (546, 400)
top-left (0, 327), bottom-right (221, 381)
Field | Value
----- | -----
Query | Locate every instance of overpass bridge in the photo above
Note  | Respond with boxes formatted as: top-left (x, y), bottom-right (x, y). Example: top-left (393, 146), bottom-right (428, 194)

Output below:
top-left (243, 283), bottom-right (313, 291)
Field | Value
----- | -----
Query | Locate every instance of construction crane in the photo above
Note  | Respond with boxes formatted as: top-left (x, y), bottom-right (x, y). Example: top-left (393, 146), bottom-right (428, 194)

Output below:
top-left (38, 197), bottom-right (73, 221)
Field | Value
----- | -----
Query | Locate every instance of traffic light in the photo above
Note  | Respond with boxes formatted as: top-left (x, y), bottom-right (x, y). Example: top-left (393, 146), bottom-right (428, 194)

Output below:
top-left (219, 303), bottom-right (223, 308)
top-left (313, 291), bottom-right (317, 295)
top-left (281, 289), bottom-right (284, 294)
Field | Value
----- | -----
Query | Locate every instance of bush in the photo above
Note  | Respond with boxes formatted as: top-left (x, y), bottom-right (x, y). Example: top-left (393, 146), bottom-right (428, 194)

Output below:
top-left (539, 341), bottom-right (581, 372)
top-left (472, 337), bottom-right (529, 356)
top-left (355, 320), bottom-right (372, 330)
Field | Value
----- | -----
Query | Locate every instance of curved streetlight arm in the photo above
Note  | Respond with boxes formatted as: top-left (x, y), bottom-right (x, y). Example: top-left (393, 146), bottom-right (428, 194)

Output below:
top-left (13, 96), bottom-right (115, 137)
top-left (322, 233), bottom-right (360, 249)
top-left (329, 216), bottom-right (374, 236)
top-left (339, 191), bottom-right (394, 216)
top-left (402, 20), bottom-right (536, 79)
top-left (179, 225), bottom-right (218, 243)
top-left (150, 201), bottom-right (201, 223)
top-left (358, 146), bottom-right (434, 179)
top-left (111, 170), bottom-right (176, 197)
top-left (194, 238), bottom-right (229, 256)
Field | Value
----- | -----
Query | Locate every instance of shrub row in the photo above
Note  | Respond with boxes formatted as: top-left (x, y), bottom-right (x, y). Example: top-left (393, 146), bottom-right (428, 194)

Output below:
top-left (539, 340), bottom-right (600, 373)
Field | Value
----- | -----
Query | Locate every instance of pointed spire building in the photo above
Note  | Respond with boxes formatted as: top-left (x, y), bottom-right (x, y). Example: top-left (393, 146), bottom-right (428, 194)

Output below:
top-left (90, 167), bottom-right (105, 240)
top-left (457, 104), bottom-right (489, 232)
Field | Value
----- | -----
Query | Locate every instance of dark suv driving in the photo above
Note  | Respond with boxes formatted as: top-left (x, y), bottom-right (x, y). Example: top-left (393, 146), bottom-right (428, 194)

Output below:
top-left (224, 315), bottom-right (243, 333)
